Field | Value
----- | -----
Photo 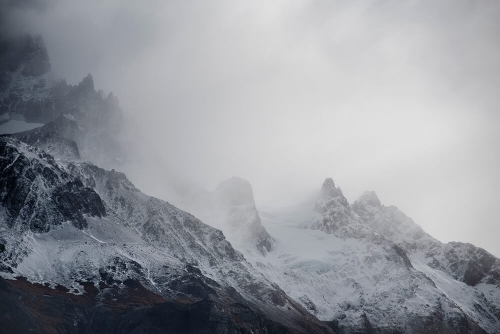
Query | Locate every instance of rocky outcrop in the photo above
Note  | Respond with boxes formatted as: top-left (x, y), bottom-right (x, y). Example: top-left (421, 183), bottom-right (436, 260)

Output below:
top-left (0, 137), bottom-right (105, 233)
top-left (0, 276), bottom-right (299, 334)
top-left (427, 242), bottom-right (500, 287)
top-left (308, 178), bottom-right (373, 239)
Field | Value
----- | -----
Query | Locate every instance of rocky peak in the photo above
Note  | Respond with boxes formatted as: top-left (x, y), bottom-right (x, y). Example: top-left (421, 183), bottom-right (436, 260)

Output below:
top-left (317, 177), bottom-right (348, 208)
top-left (320, 177), bottom-right (338, 196)
top-left (308, 178), bottom-right (375, 239)
top-left (356, 191), bottom-right (382, 208)
top-left (75, 73), bottom-right (95, 94)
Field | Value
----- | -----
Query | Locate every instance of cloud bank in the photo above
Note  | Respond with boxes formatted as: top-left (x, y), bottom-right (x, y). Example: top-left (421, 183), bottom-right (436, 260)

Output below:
top-left (3, 0), bottom-right (500, 256)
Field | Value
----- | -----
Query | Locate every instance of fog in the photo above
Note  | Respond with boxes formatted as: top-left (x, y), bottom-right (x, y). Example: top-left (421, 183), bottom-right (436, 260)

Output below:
top-left (3, 0), bottom-right (500, 256)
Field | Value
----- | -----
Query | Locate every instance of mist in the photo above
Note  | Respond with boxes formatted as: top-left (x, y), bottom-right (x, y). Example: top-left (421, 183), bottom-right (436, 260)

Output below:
top-left (3, 0), bottom-right (500, 256)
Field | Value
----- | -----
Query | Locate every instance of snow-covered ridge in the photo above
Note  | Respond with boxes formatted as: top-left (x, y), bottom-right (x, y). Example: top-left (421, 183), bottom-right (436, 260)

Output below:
top-left (236, 178), bottom-right (500, 333)
top-left (175, 173), bottom-right (500, 332)
top-left (0, 136), bottom-right (330, 332)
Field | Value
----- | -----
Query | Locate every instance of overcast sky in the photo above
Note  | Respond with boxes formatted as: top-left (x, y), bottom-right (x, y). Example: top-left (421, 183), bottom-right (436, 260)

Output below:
top-left (3, 0), bottom-right (500, 256)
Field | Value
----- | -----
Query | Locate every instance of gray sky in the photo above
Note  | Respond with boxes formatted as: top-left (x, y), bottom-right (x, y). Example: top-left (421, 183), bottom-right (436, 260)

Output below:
top-left (4, 0), bottom-right (500, 256)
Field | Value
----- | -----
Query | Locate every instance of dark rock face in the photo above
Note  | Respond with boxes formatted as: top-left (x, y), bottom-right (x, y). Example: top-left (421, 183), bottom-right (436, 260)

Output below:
top-left (0, 277), bottom-right (298, 334)
top-left (0, 137), bottom-right (105, 232)
top-left (392, 244), bottom-right (414, 269)
top-left (0, 34), bottom-right (51, 78)
top-left (428, 242), bottom-right (500, 287)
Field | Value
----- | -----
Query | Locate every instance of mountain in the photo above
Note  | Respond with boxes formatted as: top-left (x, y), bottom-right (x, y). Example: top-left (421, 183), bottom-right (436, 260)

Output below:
top-left (0, 135), bottom-right (332, 333)
top-left (1, 33), bottom-right (500, 333)
top-left (239, 178), bottom-right (500, 333)
top-left (0, 35), bottom-right (124, 169)
top-left (0, 35), bottom-right (332, 333)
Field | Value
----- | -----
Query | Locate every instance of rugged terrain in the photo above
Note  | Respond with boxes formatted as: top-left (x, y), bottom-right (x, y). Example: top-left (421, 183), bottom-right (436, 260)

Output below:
top-left (212, 178), bottom-right (500, 333)
top-left (1, 34), bottom-right (499, 333)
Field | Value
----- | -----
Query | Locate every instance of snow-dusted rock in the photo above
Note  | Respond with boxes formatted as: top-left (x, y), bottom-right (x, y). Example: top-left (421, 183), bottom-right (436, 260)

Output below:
top-left (243, 178), bottom-right (500, 333)
top-left (0, 136), bottom-right (330, 333)
top-left (308, 178), bottom-right (375, 240)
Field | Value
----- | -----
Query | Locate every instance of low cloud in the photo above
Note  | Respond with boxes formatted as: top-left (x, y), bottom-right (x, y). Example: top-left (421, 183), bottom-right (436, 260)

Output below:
top-left (3, 0), bottom-right (500, 256)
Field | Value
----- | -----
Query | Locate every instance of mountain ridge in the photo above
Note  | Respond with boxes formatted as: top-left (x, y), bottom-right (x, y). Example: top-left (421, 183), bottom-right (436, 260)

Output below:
top-left (1, 33), bottom-right (499, 333)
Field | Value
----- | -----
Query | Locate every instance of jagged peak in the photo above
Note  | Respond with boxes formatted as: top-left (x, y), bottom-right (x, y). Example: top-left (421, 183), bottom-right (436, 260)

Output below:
top-left (356, 191), bottom-right (382, 208)
top-left (320, 177), bottom-right (344, 199)
top-left (78, 73), bottom-right (94, 91)
top-left (322, 177), bottom-right (336, 189)
top-left (315, 177), bottom-right (350, 210)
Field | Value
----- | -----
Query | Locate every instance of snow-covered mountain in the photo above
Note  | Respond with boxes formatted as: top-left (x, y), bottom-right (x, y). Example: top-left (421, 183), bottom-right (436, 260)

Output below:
top-left (217, 177), bottom-right (500, 333)
top-left (0, 35), bottom-right (332, 333)
top-left (1, 33), bottom-right (500, 333)
top-left (0, 135), bottom-right (331, 333)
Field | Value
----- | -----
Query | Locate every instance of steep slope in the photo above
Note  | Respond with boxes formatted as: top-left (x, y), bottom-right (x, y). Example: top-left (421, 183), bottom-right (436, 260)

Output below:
top-left (231, 178), bottom-right (499, 333)
top-left (352, 190), bottom-right (500, 287)
top-left (352, 190), bottom-right (438, 251)
top-left (0, 136), bottom-right (331, 333)
top-left (351, 190), bottom-right (500, 332)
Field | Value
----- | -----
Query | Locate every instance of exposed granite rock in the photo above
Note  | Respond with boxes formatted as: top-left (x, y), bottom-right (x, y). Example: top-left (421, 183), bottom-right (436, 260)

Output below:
top-left (308, 178), bottom-right (373, 239)
top-left (0, 277), bottom-right (301, 334)
top-left (0, 137), bottom-right (105, 232)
